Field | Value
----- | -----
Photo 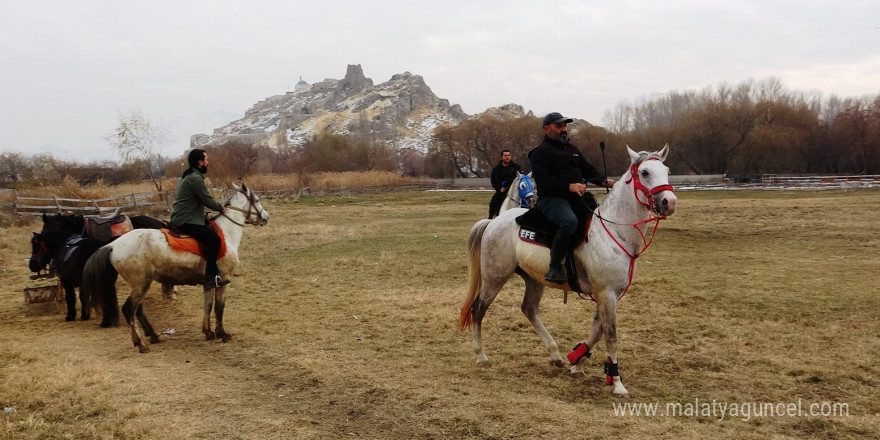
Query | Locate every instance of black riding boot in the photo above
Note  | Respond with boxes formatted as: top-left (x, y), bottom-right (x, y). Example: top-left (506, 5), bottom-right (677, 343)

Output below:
top-left (544, 230), bottom-right (570, 284)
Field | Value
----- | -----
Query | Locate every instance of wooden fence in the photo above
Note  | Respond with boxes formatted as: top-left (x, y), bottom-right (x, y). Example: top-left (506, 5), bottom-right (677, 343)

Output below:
top-left (0, 184), bottom-right (438, 216)
top-left (0, 191), bottom-right (173, 216)
top-left (2, 175), bottom-right (878, 216)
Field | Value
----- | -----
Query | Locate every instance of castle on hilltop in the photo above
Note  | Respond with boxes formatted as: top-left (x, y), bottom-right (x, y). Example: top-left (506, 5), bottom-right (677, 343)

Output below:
top-left (294, 76), bottom-right (310, 93)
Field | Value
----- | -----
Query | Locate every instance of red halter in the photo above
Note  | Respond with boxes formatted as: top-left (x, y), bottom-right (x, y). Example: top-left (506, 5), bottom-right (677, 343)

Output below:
top-left (626, 156), bottom-right (675, 214)
top-left (587, 157), bottom-right (674, 302)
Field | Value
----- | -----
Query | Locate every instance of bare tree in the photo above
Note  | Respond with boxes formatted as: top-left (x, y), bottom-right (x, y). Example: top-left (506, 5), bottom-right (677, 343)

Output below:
top-left (105, 110), bottom-right (169, 191)
top-left (0, 152), bottom-right (30, 186)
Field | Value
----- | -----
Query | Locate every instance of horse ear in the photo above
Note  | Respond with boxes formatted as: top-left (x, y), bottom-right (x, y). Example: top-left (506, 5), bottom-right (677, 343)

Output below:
top-left (527, 172), bottom-right (532, 178)
top-left (658, 144), bottom-right (669, 161)
top-left (626, 145), bottom-right (639, 163)
top-left (232, 182), bottom-right (240, 191)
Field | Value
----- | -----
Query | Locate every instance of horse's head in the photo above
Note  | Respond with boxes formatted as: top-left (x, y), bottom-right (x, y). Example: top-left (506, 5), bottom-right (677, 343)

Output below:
top-left (514, 172), bottom-right (536, 208)
top-left (41, 213), bottom-right (63, 234)
top-left (28, 232), bottom-right (52, 273)
top-left (228, 182), bottom-right (270, 226)
top-left (625, 144), bottom-right (678, 217)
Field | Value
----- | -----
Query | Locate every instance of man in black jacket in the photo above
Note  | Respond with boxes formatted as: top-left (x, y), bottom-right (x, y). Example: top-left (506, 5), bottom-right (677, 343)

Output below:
top-left (488, 149), bottom-right (522, 218)
top-left (529, 112), bottom-right (614, 284)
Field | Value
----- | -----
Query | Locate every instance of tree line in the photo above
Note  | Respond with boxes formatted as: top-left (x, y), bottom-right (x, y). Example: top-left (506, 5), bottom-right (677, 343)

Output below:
top-left (2, 77), bottom-right (877, 188)
top-left (430, 78), bottom-right (880, 178)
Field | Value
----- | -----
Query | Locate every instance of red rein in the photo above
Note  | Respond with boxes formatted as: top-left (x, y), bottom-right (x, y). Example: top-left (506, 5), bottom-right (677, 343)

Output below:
top-left (590, 158), bottom-right (673, 302)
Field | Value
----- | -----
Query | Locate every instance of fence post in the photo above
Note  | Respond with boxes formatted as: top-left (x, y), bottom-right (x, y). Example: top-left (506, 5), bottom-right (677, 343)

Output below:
top-left (53, 196), bottom-right (61, 213)
top-left (131, 193), bottom-right (138, 211)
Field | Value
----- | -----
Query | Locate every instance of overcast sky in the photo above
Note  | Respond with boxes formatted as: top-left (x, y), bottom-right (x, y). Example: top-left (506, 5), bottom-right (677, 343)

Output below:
top-left (1, 0), bottom-right (878, 162)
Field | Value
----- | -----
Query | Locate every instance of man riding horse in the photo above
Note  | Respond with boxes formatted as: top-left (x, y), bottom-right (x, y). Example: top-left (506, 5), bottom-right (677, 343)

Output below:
top-left (170, 149), bottom-right (231, 289)
top-left (529, 112), bottom-right (614, 284)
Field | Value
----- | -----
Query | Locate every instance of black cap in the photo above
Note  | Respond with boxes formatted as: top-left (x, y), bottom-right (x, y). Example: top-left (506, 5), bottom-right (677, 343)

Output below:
top-left (542, 112), bottom-right (573, 127)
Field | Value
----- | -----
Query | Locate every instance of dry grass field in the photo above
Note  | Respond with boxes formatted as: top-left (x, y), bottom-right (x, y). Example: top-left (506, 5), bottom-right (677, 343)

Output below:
top-left (1, 188), bottom-right (878, 439)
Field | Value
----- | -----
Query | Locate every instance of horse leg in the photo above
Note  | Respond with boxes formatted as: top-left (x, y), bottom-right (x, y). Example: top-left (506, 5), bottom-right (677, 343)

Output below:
top-left (598, 292), bottom-right (627, 395)
top-left (213, 286), bottom-right (231, 342)
top-left (136, 304), bottom-right (160, 344)
top-left (519, 275), bottom-right (563, 366)
top-left (469, 281), bottom-right (505, 364)
top-left (161, 283), bottom-right (178, 300)
top-left (202, 285), bottom-right (216, 340)
top-left (62, 278), bottom-right (76, 322)
top-left (122, 284), bottom-right (152, 353)
top-left (78, 285), bottom-right (91, 321)
top-left (121, 297), bottom-right (141, 348)
top-left (569, 308), bottom-right (604, 375)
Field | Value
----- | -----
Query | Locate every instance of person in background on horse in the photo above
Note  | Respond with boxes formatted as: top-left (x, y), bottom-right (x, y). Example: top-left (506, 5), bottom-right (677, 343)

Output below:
top-left (488, 149), bottom-right (522, 218)
top-left (529, 112), bottom-right (615, 284)
top-left (171, 149), bottom-right (231, 289)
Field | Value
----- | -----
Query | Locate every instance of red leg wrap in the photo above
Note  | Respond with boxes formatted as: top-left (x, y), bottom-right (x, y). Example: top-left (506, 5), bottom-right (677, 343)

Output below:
top-left (566, 343), bottom-right (591, 365)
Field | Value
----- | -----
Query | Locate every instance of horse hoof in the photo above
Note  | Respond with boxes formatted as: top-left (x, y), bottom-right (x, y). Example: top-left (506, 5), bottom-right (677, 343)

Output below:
top-left (65, 316), bottom-right (75, 322)
top-left (138, 346), bottom-right (151, 354)
top-left (549, 359), bottom-right (564, 368)
top-left (149, 335), bottom-right (161, 344)
top-left (205, 331), bottom-right (216, 341)
top-left (220, 334), bottom-right (232, 343)
top-left (80, 316), bottom-right (90, 321)
top-left (570, 364), bottom-right (585, 376)
top-left (475, 354), bottom-right (489, 364)
top-left (611, 377), bottom-right (628, 395)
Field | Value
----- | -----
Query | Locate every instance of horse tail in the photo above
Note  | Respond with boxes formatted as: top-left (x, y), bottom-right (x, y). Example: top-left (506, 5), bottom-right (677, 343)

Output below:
top-left (459, 219), bottom-right (491, 331)
top-left (82, 246), bottom-right (119, 327)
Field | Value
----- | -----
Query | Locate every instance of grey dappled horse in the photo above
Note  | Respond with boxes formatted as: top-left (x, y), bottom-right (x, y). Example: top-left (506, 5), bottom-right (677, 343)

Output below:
top-left (83, 183), bottom-right (269, 353)
top-left (459, 145), bottom-right (678, 394)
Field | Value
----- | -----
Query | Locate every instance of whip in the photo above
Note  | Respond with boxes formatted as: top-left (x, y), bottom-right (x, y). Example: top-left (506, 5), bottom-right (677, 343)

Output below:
top-left (600, 141), bottom-right (609, 194)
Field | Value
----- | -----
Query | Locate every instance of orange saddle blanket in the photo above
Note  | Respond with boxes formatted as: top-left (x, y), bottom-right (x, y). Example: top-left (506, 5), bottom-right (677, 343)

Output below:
top-left (160, 222), bottom-right (227, 259)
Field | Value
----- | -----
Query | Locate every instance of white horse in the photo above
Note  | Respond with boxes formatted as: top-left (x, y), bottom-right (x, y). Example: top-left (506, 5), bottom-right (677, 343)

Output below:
top-left (459, 145), bottom-right (678, 394)
top-left (82, 183), bottom-right (270, 353)
top-left (497, 172), bottom-right (536, 215)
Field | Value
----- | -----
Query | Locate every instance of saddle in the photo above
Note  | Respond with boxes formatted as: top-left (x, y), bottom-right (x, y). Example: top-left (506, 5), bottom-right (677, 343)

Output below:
top-left (160, 221), bottom-right (227, 259)
top-left (62, 235), bottom-right (88, 263)
top-left (83, 214), bottom-right (132, 242)
top-left (515, 193), bottom-right (598, 292)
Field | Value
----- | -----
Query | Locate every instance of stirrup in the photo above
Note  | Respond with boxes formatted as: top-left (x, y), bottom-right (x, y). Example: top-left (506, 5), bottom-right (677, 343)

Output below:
top-left (204, 275), bottom-right (231, 288)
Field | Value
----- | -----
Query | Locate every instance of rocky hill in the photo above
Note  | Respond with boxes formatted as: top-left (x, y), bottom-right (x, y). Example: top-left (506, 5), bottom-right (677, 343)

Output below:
top-left (191, 64), bottom-right (521, 152)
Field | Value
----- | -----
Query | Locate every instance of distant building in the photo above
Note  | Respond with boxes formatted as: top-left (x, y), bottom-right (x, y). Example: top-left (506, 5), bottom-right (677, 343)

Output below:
top-left (294, 76), bottom-right (310, 93)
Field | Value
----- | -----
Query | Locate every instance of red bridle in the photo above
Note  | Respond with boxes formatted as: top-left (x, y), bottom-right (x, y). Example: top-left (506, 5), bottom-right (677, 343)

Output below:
top-left (626, 157), bottom-right (675, 214)
top-left (586, 157), bottom-right (674, 302)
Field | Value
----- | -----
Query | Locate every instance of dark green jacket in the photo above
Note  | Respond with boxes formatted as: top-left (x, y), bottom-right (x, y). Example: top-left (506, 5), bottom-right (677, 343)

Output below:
top-left (170, 169), bottom-right (224, 226)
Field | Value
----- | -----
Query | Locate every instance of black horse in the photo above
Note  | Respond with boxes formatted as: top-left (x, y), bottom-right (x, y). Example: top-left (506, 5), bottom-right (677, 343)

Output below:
top-left (33, 223), bottom-right (104, 321)
top-left (28, 213), bottom-right (176, 322)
